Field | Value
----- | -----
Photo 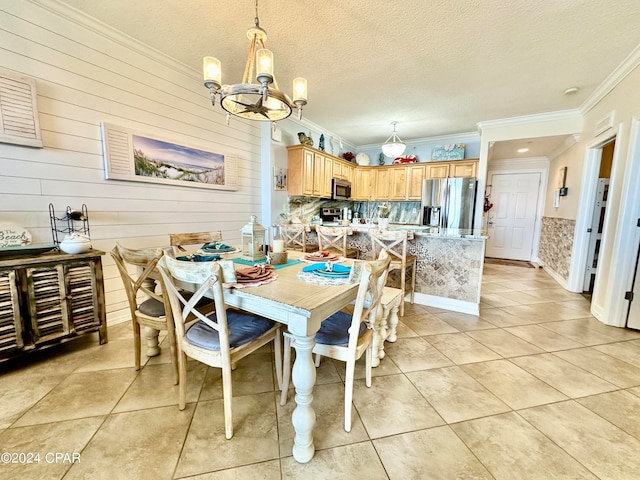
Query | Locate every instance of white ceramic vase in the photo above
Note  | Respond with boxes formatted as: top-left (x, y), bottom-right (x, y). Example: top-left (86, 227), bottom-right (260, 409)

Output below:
top-left (378, 218), bottom-right (390, 229)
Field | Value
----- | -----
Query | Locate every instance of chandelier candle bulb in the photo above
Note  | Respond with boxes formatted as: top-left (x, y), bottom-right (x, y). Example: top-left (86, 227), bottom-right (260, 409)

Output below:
top-left (256, 48), bottom-right (274, 80)
top-left (293, 78), bottom-right (307, 102)
top-left (202, 57), bottom-right (221, 87)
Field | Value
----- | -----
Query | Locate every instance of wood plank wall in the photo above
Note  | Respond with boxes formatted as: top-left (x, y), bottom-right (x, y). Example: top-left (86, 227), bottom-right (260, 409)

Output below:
top-left (0, 1), bottom-right (264, 323)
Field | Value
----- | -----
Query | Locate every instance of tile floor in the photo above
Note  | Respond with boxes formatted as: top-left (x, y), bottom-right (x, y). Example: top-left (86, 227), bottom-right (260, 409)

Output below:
top-left (3, 263), bottom-right (640, 479)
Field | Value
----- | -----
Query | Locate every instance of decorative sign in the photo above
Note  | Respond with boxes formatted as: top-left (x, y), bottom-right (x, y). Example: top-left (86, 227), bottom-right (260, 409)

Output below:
top-left (431, 144), bottom-right (465, 161)
top-left (0, 224), bottom-right (32, 248)
top-left (101, 122), bottom-right (238, 191)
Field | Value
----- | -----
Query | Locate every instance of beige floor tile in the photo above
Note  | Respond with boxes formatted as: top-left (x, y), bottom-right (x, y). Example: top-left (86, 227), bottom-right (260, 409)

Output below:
top-left (0, 416), bottom-right (104, 480)
top-left (480, 292), bottom-right (522, 308)
top-left (425, 333), bottom-right (502, 365)
top-left (176, 393), bottom-right (279, 477)
top-left (465, 328), bottom-right (545, 357)
top-left (451, 412), bottom-right (596, 480)
top-left (277, 383), bottom-right (369, 454)
top-left (65, 405), bottom-right (195, 480)
top-left (400, 314), bottom-right (459, 336)
top-left (511, 353), bottom-right (617, 398)
top-left (72, 338), bottom-right (145, 373)
top-left (373, 425), bottom-right (493, 480)
top-left (181, 459), bottom-right (282, 479)
top-left (0, 372), bottom-right (65, 429)
top-left (390, 319), bottom-right (420, 338)
top-left (553, 347), bottom-right (640, 388)
top-left (434, 311), bottom-right (497, 331)
top-left (461, 359), bottom-right (567, 409)
top-left (518, 287), bottom-right (586, 303)
top-left (595, 339), bottom-right (640, 364)
top-left (520, 400), bottom-right (640, 480)
top-left (578, 390), bottom-right (640, 438)
top-left (505, 324), bottom-right (585, 351)
top-left (541, 318), bottom-right (637, 345)
top-left (114, 361), bottom-right (208, 413)
top-left (407, 366), bottom-right (510, 423)
top-left (13, 368), bottom-right (138, 427)
top-left (353, 374), bottom-right (444, 438)
top-left (478, 306), bottom-right (534, 327)
top-left (383, 337), bottom-right (453, 372)
top-left (281, 441), bottom-right (387, 480)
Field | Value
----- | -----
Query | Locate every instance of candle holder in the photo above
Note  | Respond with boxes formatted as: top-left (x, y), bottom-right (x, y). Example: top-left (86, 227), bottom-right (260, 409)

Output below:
top-left (241, 215), bottom-right (266, 262)
top-left (269, 251), bottom-right (288, 265)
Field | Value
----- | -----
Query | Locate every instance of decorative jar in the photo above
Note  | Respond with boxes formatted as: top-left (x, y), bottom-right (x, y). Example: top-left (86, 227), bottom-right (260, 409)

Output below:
top-left (241, 215), bottom-right (266, 262)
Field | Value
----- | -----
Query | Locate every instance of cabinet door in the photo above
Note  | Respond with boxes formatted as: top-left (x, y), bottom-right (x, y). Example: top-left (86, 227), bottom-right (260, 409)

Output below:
top-left (0, 270), bottom-right (24, 352)
top-left (390, 167), bottom-right (407, 200)
top-left (375, 168), bottom-right (391, 200)
top-left (450, 160), bottom-right (477, 178)
top-left (343, 163), bottom-right (355, 185)
top-left (302, 149), bottom-right (315, 195)
top-left (426, 163), bottom-right (450, 178)
top-left (26, 264), bottom-right (70, 344)
top-left (353, 168), bottom-right (373, 200)
top-left (320, 154), bottom-right (333, 198)
top-left (26, 260), bottom-right (103, 344)
top-left (406, 164), bottom-right (426, 199)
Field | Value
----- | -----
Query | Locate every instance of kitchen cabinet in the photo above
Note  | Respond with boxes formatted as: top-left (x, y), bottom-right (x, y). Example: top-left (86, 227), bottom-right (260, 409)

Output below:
top-left (353, 167), bottom-right (374, 200)
top-left (375, 167), bottom-right (391, 200)
top-left (406, 164), bottom-right (426, 199)
top-left (390, 167), bottom-right (407, 200)
top-left (287, 145), bottom-right (337, 198)
top-left (426, 159), bottom-right (478, 179)
top-left (0, 250), bottom-right (107, 361)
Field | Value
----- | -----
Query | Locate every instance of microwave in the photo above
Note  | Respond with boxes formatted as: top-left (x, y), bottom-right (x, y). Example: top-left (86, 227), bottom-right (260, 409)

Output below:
top-left (331, 178), bottom-right (351, 200)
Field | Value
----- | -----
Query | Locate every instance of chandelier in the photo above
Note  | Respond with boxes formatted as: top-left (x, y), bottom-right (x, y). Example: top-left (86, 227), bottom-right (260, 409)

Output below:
top-left (381, 121), bottom-right (406, 158)
top-left (202, 0), bottom-right (307, 122)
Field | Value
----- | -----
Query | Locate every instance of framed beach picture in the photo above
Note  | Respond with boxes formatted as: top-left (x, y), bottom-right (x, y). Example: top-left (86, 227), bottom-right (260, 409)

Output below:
top-left (100, 122), bottom-right (238, 190)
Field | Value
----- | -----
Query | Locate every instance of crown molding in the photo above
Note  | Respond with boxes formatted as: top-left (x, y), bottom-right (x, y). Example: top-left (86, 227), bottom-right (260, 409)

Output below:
top-left (477, 109), bottom-right (582, 134)
top-left (580, 43), bottom-right (640, 115)
top-left (548, 134), bottom-right (580, 161)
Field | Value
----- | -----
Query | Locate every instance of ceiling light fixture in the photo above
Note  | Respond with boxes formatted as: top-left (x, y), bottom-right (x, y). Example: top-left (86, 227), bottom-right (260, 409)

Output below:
top-left (563, 86), bottom-right (579, 95)
top-left (517, 148), bottom-right (529, 153)
top-left (381, 121), bottom-right (406, 158)
top-left (202, 0), bottom-right (307, 123)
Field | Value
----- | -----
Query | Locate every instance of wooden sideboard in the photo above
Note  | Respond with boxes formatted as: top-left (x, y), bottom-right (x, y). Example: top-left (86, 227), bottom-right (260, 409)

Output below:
top-left (0, 249), bottom-right (108, 362)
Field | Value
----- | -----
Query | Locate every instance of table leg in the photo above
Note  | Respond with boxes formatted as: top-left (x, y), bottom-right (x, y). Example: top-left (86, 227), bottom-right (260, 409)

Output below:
top-left (291, 334), bottom-right (316, 463)
top-left (386, 300), bottom-right (400, 343)
top-left (143, 327), bottom-right (161, 357)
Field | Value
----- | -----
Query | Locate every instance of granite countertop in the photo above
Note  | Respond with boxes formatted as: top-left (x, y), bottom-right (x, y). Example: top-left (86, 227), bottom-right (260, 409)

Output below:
top-left (311, 223), bottom-right (487, 239)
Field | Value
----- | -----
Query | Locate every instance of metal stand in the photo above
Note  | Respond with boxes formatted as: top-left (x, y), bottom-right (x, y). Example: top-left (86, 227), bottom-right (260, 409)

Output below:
top-left (49, 203), bottom-right (90, 247)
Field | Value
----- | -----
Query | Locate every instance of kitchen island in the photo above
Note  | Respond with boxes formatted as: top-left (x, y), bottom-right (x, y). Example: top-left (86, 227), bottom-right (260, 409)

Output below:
top-left (308, 223), bottom-right (487, 315)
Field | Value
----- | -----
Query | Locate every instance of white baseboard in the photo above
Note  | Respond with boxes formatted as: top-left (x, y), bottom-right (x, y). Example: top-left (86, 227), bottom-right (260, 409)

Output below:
top-left (540, 265), bottom-right (571, 291)
top-left (413, 292), bottom-right (479, 315)
top-left (107, 309), bottom-right (130, 326)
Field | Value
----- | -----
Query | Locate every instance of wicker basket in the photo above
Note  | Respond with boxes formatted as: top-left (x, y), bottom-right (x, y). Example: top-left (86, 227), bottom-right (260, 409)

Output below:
top-left (269, 251), bottom-right (288, 265)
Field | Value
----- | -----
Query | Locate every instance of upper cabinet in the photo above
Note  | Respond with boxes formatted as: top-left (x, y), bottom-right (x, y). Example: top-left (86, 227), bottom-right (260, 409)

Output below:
top-left (288, 145), bottom-right (356, 199)
top-left (288, 145), bottom-right (477, 200)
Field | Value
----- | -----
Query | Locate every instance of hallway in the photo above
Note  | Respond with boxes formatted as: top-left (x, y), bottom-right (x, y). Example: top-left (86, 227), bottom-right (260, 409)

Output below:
top-left (2, 262), bottom-right (640, 479)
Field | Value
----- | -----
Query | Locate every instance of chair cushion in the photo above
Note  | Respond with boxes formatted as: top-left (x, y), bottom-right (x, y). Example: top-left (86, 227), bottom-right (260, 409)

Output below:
top-left (315, 311), bottom-right (367, 346)
top-left (138, 297), bottom-right (165, 317)
top-left (185, 310), bottom-right (275, 350)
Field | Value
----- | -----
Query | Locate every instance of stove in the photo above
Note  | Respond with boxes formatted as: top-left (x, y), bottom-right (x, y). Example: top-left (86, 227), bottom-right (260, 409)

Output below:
top-left (319, 207), bottom-right (342, 222)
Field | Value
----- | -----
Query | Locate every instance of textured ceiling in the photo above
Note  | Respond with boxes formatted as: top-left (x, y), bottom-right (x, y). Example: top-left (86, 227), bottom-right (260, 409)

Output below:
top-left (60, 0), bottom-right (640, 152)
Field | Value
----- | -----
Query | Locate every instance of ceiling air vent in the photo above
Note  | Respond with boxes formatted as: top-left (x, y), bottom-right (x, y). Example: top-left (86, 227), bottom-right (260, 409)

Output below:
top-left (0, 69), bottom-right (43, 148)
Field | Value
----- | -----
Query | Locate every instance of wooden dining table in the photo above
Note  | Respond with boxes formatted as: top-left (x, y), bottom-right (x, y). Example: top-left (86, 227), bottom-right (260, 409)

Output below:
top-left (174, 251), bottom-right (360, 463)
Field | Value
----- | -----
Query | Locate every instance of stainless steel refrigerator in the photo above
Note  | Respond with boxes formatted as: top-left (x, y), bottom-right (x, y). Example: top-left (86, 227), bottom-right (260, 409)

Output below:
top-left (421, 177), bottom-right (478, 229)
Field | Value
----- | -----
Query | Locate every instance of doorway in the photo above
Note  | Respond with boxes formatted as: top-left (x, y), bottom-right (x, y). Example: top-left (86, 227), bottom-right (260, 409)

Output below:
top-left (485, 172), bottom-right (541, 261)
top-left (582, 140), bottom-right (614, 294)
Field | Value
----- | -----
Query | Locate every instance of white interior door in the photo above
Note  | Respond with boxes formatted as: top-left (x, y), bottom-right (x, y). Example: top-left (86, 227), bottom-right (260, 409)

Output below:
top-left (486, 172), bottom-right (541, 261)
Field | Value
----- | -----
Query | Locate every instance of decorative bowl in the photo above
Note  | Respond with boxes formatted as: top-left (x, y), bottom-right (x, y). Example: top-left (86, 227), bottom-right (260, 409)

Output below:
top-left (59, 233), bottom-right (92, 254)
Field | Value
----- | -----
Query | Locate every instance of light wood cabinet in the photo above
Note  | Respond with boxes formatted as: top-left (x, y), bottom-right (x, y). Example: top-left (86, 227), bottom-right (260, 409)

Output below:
top-left (406, 164), bottom-right (426, 199)
top-left (288, 145), bottom-right (342, 199)
top-left (425, 159), bottom-right (478, 179)
top-left (0, 250), bottom-right (107, 362)
top-left (390, 167), bottom-right (407, 200)
top-left (375, 168), bottom-right (391, 200)
top-left (353, 168), bottom-right (373, 200)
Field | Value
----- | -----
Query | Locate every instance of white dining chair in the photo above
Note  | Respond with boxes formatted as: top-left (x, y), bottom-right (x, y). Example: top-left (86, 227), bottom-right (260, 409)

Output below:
top-left (316, 225), bottom-right (358, 258)
top-left (157, 258), bottom-right (283, 439)
top-left (279, 250), bottom-right (391, 432)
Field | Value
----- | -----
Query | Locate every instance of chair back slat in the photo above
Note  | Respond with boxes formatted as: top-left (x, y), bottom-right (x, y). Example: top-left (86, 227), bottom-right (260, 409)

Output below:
top-left (370, 229), bottom-right (409, 263)
top-left (280, 224), bottom-right (307, 251)
top-left (111, 244), bottom-right (166, 307)
top-left (169, 231), bottom-right (223, 252)
top-left (348, 251), bottom-right (391, 350)
top-left (317, 226), bottom-right (351, 255)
